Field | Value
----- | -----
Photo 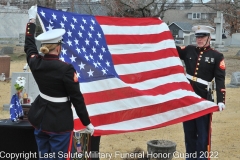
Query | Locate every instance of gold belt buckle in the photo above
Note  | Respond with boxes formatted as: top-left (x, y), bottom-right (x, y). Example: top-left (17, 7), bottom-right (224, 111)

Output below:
top-left (192, 76), bottom-right (197, 81)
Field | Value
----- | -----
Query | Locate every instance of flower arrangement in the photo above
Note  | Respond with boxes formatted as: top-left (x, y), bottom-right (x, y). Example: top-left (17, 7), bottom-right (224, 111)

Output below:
top-left (14, 77), bottom-right (26, 92)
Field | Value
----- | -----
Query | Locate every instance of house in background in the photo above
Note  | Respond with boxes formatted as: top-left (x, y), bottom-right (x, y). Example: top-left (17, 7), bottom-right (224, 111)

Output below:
top-left (162, 2), bottom-right (218, 39)
top-left (168, 22), bottom-right (193, 40)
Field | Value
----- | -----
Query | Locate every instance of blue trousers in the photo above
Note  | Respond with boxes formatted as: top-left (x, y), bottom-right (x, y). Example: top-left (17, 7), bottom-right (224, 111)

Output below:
top-left (34, 129), bottom-right (72, 160)
top-left (183, 114), bottom-right (211, 160)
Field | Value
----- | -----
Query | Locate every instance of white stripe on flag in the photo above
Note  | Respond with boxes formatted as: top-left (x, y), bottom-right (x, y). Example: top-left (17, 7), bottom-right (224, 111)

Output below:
top-left (101, 23), bottom-right (169, 35)
top-left (94, 101), bottom-right (216, 130)
top-left (73, 89), bottom-right (201, 117)
top-left (108, 40), bottom-right (176, 55)
top-left (80, 73), bottom-right (189, 93)
top-left (114, 57), bottom-right (183, 75)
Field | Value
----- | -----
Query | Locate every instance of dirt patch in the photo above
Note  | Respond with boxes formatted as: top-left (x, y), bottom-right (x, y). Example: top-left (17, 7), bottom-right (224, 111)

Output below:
top-left (0, 45), bottom-right (240, 160)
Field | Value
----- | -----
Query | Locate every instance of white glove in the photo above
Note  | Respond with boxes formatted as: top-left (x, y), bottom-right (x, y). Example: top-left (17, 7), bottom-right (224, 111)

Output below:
top-left (218, 102), bottom-right (225, 111)
top-left (79, 123), bottom-right (94, 136)
top-left (28, 5), bottom-right (37, 20)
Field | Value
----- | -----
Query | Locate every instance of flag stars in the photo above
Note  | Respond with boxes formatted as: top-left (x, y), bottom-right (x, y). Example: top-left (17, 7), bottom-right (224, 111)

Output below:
top-left (72, 17), bottom-right (77, 23)
top-left (61, 48), bottom-right (67, 55)
top-left (91, 19), bottom-right (95, 25)
top-left (101, 68), bottom-right (107, 75)
top-left (90, 25), bottom-right (94, 31)
top-left (97, 32), bottom-right (102, 38)
top-left (101, 46), bottom-right (106, 52)
top-left (52, 13), bottom-right (57, 20)
top-left (49, 19), bottom-right (53, 24)
top-left (60, 56), bottom-right (65, 62)
top-left (70, 23), bottom-right (75, 29)
top-left (97, 61), bottom-right (101, 67)
top-left (67, 39), bottom-right (73, 46)
top-left (79, 62), bottom-right (86, 70)
top-left (63, 14), bottom-right (67, 21)
top-left (99, 53), bottom-right (103, 60)
top-left (82, 18), bottom-right (87, 24)
top-left (92, 46), bottom-right (96, 53)
top-left (89, 54), bottom-right (94, 60)
top-left (67, 30), bottom-right (72, 37)
top-left (80, 24), bottom-right (85, 30)
top-left (84, 54), bottom-right (90, 61)
top-left (85, 39), bottom-right (90, 45)
top-left (74, 38), bottom-right (79, 45)
top-left (70, 54), bottom-right (77, 62)
top-left (94, 39), bottom-right (99, 45)
top-left (93, 61), bottom-right (98, 68)
top-left (78, 31), bottom-right (83, 38)
top-left (87, 69), bottom-right (94, 77)
top-left (46, 24), bottom-right (54, 30)
top-left (60, 21), bottom-right (65, 28)
top-left (40, 10), bottom-right (45, 17)
top-left (76, 71), bottom-right (80, 78)
top-left (76, 47), bottom-right (81, 54)
top-left (88, 32), bottom-right (92, 38)
top-left (81, 46), bottom-right (86, 52)
top-left (106, 61), bottom-right (110, 67)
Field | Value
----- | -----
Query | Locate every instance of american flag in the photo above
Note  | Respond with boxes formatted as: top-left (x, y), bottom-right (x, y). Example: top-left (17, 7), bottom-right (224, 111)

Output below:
top-left (37, 6), bottom-right (218, 136)
top-left (10, 94), bottom-right (24, 122)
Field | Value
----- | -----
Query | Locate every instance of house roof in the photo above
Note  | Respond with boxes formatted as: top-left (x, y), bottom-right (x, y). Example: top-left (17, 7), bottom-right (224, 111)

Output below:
top-left (163, 3), bottom-right (216, 26)
top-left (169, 22), bottom-right (193, 32)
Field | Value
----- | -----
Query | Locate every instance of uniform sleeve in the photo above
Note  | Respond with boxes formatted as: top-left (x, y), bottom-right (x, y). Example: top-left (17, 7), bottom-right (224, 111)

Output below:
top-left (63, 65), bottom-right (91, 126)
top-left (214, 53), bottom-right (226, 104)
top-left (176, 46), bottom-right (186, 60)
top-left (24, 23), bottom-right (38, 64)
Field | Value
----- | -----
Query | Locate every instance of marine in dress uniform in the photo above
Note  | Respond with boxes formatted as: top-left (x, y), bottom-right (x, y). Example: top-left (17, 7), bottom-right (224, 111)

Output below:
top-left (176, 25), bottom-right (226, 160)
top-left (25, 6), bottom-right (94, 160)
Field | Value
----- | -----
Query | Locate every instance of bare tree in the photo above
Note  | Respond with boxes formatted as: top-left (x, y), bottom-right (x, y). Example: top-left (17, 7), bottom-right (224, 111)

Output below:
top-left (101, 0), bottom-right (178, 18)
top-left (200, 0), bottom-right (240, 35)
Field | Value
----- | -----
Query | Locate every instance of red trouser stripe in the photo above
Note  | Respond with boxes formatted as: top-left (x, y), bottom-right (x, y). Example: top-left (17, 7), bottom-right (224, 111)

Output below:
top-left (67, 131), bottom-right (73, 160)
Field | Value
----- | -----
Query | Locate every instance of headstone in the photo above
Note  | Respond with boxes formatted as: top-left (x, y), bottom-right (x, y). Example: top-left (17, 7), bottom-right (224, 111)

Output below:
top-left (18, 33), bottom-right (25, 46)
top-left (0, 47), bottom-right (14, 55)
top-left (230, 72), bottom-right (240, 86)
top-left (184, 34), bottom-right (195, 46)
top-left (184, 35), bottom-right (191, 46)
top-left (0, 55), bottom-right (10, 78)
top-left (231, 33), bottom-right (240, 46)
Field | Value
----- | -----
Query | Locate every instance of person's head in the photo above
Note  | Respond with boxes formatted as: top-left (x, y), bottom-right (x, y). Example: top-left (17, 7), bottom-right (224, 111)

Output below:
top-left (192, 25), bottom-right (215, 48)
top-left (35, 29), bottom-right (65, 55)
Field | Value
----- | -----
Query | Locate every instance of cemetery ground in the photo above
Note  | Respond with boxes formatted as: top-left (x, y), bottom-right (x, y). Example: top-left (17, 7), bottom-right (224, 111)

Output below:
top-left (0, 43), bottom-right (240, 160)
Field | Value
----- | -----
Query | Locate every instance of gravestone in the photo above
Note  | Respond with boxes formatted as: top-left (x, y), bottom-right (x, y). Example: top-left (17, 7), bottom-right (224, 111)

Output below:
top-left (231, 33), bottom-right (240, 46)
top-left (17, 33), bottom-right (25, 46)
top-left (0, 55), bottom-right (10, 78)
top-left (229, 72), bottom-right (240, 87)
top-left (0, 47), bottom-right (14, 55)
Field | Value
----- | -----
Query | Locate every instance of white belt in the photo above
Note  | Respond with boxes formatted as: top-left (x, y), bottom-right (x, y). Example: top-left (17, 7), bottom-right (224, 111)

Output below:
top-left (39, 91), bottom-right (68, 103)
top-left (186, 74), bottom-right (209, 86)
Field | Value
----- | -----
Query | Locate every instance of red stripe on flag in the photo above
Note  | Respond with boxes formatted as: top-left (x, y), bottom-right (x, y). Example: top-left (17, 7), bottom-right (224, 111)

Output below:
top-left (91, 107), bottom-right (218, 136)
top-left (83, 82), bottom-right (193, 105)
top-left (105, 32), bottom-right (173, 45)
top-left (112, 48), bottom-right (179, 65)
top-left (119, 66), bottom-right (185, 83)
top-left (84, 96), bottom-right (204, 126)
top-left (96, 16), bottom-right (162, 26)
